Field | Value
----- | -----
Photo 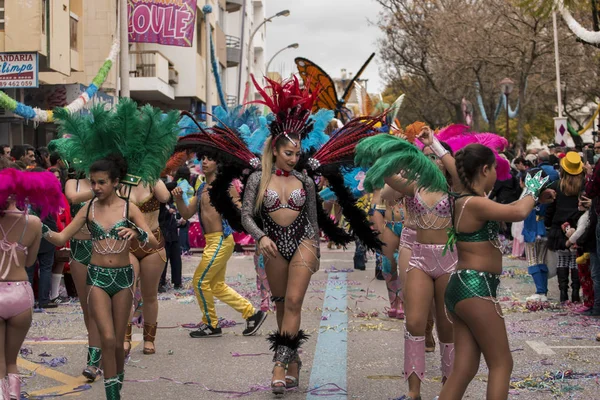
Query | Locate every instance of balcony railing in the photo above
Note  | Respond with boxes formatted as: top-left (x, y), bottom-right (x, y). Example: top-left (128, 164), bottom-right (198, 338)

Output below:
top-left (226, 35), bottom-right (241, 68)
top-left (129, 51), bottom-right (178, 85)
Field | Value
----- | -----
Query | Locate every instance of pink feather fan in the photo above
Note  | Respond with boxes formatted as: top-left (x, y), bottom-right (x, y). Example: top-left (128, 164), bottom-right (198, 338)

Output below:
top-left (0, 168), bottom-right (66, 218)
top-left (417, 124), bottom-right (511, 180)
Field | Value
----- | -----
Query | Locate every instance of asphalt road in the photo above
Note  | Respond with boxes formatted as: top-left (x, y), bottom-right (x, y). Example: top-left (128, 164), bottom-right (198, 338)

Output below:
top-left (19, 245), bottom-right (600, 399)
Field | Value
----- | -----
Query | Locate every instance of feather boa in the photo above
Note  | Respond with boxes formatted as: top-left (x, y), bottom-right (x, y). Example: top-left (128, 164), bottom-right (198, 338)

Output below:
top-left (208, 166), bottom-right (245, 232)
top-left (559, 0), bottom-right (600, 43)
top-left (315, 193), bottom-right (354, 246)
top-left (0, 169), bottom-right (65, 219)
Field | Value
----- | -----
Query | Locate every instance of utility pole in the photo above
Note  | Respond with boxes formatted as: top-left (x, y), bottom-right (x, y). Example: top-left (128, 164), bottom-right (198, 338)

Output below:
top-left (119, 0), bottom-right (130, 98)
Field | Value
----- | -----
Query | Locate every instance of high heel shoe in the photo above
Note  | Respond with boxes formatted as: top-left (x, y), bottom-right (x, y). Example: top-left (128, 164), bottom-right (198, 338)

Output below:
top-left (124, 323), bottom-right (132, 357)
top-left (143, 322), bottom-right (157, 355)
top-left (271, 361), bottom-right (286, 396)
top-left (285, 357), bottom-right (302, 389)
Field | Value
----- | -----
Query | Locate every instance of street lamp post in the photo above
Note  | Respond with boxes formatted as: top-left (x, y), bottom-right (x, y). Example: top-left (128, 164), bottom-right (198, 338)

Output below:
top-left (239, 9), bottom-right (290, 103)
top-left (499, 77), bottom-right (514, 140)
top-left (266, 43), bottom-right (299, 75)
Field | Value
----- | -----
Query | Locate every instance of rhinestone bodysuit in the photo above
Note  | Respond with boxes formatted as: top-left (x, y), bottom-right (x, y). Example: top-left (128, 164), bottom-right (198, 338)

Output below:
top-left (242, 171), bottom-right (319, 263)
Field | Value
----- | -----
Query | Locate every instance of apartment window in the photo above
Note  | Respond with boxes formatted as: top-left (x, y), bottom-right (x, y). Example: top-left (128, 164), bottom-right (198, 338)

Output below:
top-left (41, 0), bottom-right (47, 34)
top-left (196, 18), bottom-right (203, 56)
top-left (0, 0), bottom-right (5, 31)
top-left (70, 13), bottom-right (79, 50)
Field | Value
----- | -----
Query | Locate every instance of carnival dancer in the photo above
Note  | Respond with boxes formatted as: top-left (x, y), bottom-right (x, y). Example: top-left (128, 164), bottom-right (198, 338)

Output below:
top-left (438, 144), bottom-right (554, 400)
top-left (172, 155), bottom-right (267, 338)
top-left (42, 100), bottom-right (178, 400)
top-left (43, 155), bottom-right (159, 400)
top-left (61, 166), bottom-right (103, 380)
top-left (122, 174), bottom-right (171, 355)
top-left (359, 131), bottom-right (456, 400)
top-left (177, 76), bottom-right (382, 395)
top-left (0, 164), bottom-right (63, 400)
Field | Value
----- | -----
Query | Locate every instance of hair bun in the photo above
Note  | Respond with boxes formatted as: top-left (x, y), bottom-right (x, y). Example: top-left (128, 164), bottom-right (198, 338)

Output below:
top-left (105, 153), bottom-right (128, 180)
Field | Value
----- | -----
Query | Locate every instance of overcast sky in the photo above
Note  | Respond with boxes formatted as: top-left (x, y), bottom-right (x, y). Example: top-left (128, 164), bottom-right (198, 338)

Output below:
top-left (264, 0), bottom-right (385, 93)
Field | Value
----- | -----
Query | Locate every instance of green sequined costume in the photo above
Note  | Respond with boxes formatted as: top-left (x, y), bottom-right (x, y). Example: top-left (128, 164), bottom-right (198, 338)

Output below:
top-left (445, 269), bottom-right (501, 314)
top-left (86, 264), bottom-right (134, 298)
top-left (70, 238), bottom-right (92, 265)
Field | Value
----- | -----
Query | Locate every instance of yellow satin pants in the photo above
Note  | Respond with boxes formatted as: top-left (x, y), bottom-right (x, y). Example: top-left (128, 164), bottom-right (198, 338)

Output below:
top-left (193, 233), bottom-right (255, 328)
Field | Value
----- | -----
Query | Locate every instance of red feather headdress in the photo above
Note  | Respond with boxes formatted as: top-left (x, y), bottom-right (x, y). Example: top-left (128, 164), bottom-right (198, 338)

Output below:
top-left (251, 75), bottom-right (319, 147)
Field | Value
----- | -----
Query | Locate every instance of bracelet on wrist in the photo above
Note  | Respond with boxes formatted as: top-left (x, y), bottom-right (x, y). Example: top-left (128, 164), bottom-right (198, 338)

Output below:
top-left (430, 137), bottom-right (449, 158)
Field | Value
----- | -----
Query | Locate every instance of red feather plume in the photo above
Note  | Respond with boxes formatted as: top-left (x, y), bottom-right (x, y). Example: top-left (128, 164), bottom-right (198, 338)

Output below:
top-left (176, 125), bottom-right (259, 169)
top-left (309, 114), bottom-right (385, 170)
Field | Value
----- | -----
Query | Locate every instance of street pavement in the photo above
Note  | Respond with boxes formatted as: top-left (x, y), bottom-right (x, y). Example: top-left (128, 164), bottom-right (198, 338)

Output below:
top-left (20, 245), bottom-right (600, 399)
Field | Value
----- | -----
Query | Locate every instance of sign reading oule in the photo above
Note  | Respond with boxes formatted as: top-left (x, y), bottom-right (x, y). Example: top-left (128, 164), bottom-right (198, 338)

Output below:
top-left (128, 0), bottom-right (198, 47)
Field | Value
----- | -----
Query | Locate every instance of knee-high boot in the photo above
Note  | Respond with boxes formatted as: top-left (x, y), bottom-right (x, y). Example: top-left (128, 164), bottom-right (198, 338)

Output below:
top-left (1, 376), bottom-right (9, 400)
top-left (404, 328), bottom-right (426, 382)
top-left (8, 374), bottom-right (20, 400)
top-left (571, 268), bottom-right (581, 303)
top-left (557, 268), bottom-right (570, 303)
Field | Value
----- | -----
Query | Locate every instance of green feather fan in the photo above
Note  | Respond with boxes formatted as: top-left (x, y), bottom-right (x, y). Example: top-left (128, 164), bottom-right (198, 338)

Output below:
top-left (53, 98), bottom-right (179, 184)
top-left (355, 134), bottom-right (447, 193)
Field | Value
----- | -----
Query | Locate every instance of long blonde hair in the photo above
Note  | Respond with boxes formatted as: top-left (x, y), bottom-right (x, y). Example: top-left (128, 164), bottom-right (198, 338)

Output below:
top-left (254, 136), bottom-right (274, 215)
top-left (559, 169), bottom-right (584, 196)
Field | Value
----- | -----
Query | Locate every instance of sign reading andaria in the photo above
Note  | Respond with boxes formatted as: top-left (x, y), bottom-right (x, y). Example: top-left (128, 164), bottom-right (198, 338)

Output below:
top-left (0, 52), bottom-right (38, 88)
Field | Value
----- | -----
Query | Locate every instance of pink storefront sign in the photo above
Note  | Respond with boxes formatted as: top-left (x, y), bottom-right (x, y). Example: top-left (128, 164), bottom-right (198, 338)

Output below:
top-left (128, 0), bottom-right (198, 47)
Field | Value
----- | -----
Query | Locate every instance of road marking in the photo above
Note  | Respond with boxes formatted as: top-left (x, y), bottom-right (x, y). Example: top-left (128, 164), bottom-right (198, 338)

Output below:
top-left (24, 340), bottom-right (89, 345)
top-left (307, 272), bottom-right (348, 399)
top-left (527, 341), bottom-right (600, 355)
top-left (17, 358), bottom-right (82, 386)
top-left (18, 337), bottom-right (142, 397)
top-left (526, 341), bottom-right (556, 355)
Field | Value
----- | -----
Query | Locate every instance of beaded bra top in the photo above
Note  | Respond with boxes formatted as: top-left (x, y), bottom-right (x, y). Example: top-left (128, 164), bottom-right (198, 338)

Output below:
top-left (412, 190), bottom-right (452, 230)
top-left (87, 201), bottom-right (130, 255)
top-left (263, 188), bottom-right (307, 213)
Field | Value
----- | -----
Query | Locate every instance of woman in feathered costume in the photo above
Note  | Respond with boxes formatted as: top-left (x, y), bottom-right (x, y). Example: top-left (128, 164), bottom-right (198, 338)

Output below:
top-left (356, 125), bottom-right (457, 400)
top-left (41, 99), bottom-right (175, 400)
top-left (49, 138), bottom-right (102, 381)
top-left (177, 75), bottom-right (382, 395)
top-left (243, 76), bottom-right (385, 395)
top-left (437, 144), bottom-right (554, 400)
top-left (0, 160), bottom-right (65, 400)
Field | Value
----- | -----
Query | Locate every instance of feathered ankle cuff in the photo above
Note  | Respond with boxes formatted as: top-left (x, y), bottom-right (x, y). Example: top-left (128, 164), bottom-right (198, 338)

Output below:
top-left (267, 330), bottom-right (310, 365)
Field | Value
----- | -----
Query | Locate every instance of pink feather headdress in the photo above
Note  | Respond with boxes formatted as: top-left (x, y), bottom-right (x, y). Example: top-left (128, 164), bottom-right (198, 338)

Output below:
top-left (417, 124), bottom-right (511, 180)
top-left (0, 168), bottom-right (66, 218)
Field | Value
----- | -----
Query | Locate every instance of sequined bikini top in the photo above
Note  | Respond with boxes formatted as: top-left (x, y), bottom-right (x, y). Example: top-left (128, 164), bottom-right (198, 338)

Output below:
top-left (0, 211), bottom-right (28, 279)
top-left (414, 190), bottom-right (452, 218)
top-left (88, 201), bottom-right (130, 242)
top-left (263, 188), bottom-right (307, 213)
top-left (411, 190), bottom-right (452, 230)
top-left (134, 193), bottom-right (160, 214)
top-left (445, 195), bottom-right (502, 254)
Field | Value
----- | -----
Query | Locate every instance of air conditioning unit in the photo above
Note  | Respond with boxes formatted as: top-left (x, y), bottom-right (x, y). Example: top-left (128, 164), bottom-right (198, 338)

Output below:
top-left (0, 107), bottom-right (16, 118)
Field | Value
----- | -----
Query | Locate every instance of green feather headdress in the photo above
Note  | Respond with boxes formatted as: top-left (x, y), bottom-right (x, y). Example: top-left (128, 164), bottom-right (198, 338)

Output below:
top-left (53, 98), bottom-right (179, 185)
top-left (355, 134), bottom-right (447, 193)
